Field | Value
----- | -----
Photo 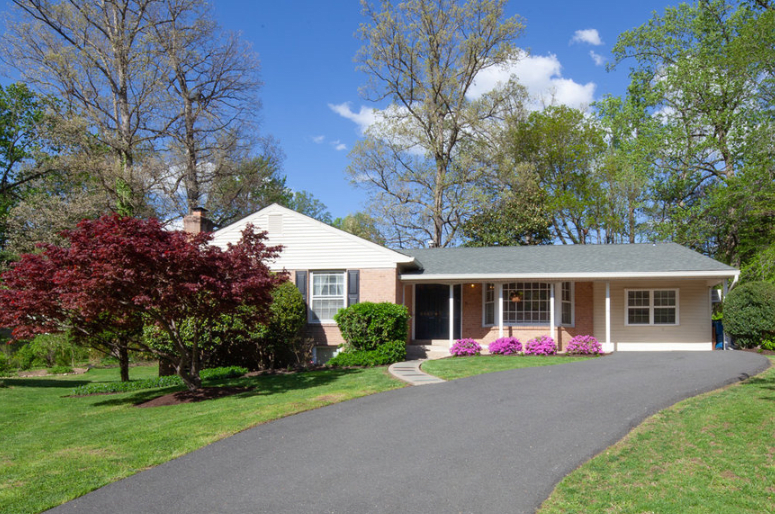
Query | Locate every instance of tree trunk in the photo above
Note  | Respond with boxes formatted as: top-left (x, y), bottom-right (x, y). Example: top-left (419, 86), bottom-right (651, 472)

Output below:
top-left (118, 344), bottom-right (130, 382)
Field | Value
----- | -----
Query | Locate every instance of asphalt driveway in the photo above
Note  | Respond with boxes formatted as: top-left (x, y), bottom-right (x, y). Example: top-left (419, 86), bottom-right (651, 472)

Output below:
top-left (47, 351), bottom-right (769, 514)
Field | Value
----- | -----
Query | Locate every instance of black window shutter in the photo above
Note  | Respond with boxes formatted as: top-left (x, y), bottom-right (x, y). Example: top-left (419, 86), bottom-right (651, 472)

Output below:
top-left (295, 271), bottom-right (308, 302)
top-left (347, 270), bottom-right (360, 306)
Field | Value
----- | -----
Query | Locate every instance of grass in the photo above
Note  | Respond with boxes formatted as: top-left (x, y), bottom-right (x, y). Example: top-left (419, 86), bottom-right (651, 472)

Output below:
top-left (539, 356), bottom-right (775, 514)
top-left (421, 354), bottom-right (598, 380)
top-left (0, 364), bottom-right (404, 514)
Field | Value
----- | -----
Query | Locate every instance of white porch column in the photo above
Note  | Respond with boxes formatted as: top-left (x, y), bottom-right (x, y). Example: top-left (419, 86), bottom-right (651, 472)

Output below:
top-left (604, 281), bottom-right (613, 352)
top-left (550, 282), bottom-right (556, 342)
top-left (498, 283), bottom-right (504, 338)
top-left (449, 284), bottom-right (455, 346)
top-left (722, 280), bottom-right (731, 350)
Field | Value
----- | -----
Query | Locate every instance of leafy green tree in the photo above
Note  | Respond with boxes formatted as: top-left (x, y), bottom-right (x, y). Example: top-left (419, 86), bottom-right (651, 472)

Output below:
top-left (285, 190), bottom-right (332, 223)
top-left (505, 105), bottom-right (607, 244)
top-left (609, 0), bottom-right (775, 263)
top-left (331, 212), bottom-right (385, 245)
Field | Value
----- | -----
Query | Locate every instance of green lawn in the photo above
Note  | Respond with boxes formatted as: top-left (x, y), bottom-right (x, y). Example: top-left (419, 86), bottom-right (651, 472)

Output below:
top-left (0, 365), bottom-right (404, 514)
top-left (539, 356), bottom-right (775, 514)
top-left (421, 354), bottom-right (598, 380)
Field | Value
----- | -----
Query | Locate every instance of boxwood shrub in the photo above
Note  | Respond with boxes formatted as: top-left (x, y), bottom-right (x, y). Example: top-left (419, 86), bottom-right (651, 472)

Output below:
top-left (326, 340), bottom-right (406, 367)
top-left (334, 302), bottom-right (409, 351)
top-left (724, 281), bottom-right (775, 348)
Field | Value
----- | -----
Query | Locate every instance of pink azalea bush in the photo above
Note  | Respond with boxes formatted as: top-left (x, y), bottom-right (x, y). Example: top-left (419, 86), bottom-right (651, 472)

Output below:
top-left (524, 335), bottom-right (557, 355)
top-left (565, 335), bottom-right (603, 355)
top-left (488, 337), bottom-right (522, 355)
top-left (450, 338), bottom-right (482, 357)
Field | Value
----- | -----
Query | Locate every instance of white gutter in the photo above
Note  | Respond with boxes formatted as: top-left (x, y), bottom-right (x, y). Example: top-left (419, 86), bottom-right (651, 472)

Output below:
top-left (399, 270), bottom-right (739, 282)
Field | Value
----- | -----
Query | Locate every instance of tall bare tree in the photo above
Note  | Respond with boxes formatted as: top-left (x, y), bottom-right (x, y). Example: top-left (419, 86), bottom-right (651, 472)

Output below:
top-left (152, 0), bottom-right (269, 220)
top-left (1, 0), bottom-right (175, 215)
top-left (350, 0), bottom-right (525, 248)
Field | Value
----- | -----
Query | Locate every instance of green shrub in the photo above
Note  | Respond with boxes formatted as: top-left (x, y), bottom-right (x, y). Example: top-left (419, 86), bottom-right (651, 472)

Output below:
top-left (199, 366), bottom-right (247, 381)
top-left (326, 340), bottom-right (406, 367)
top-left (0, 352), bottom-right (10, 375)
top-left (334, 302), bottom-right (409, 351)
top-left (47, 365), bottom-right (74, 375)
top-left (761, 337), bottom-right (775, 352)
top-left (71, 366), bottom-right (247, 395)
top-left (724, 281), bottom-right (775, 349)
top-left (10, 342), bottom-right (45, 370)
top-left (72, 375), bottom-right (183, 396)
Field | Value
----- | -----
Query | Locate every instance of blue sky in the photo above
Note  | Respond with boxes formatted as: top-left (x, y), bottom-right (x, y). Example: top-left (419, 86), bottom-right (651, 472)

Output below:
top-left (210, 1), bottom-right (680, 220)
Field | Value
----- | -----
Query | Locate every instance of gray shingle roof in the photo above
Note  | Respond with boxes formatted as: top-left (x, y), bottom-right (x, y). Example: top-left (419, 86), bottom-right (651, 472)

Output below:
top-left (398, 243), bottom-right (736, 279)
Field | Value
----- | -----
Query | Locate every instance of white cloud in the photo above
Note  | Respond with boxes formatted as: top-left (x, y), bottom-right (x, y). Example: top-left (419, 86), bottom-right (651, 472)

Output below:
top-left (331, 140), bottom-right (347, 151)
top-left (469, 52), bottom-right (595, 111)
top-left (571, 29), bottom-right (603, 46)
top-left (328, 102), bottom-right (379, 134)
top-left (312, 135), bottom-right (325, 144)
top-left (332, 51), bottom-right (596, 135)
top-left (590, 50), bottom-right (606, 67)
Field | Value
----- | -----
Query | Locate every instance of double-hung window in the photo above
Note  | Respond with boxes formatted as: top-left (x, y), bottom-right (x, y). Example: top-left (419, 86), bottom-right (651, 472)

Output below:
top-left (483, 283), bottom-right (496, 326)
top-left (310, 272), bottom-right (345, 323)
top-left (560, 282), bottom-right (573, 326)
top-left (626, 289), bottom-right (678, 326)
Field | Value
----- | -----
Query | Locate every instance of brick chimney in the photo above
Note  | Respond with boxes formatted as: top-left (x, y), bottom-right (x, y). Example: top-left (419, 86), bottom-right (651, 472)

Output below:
top-left (183, 207), bottom-right (214, 234)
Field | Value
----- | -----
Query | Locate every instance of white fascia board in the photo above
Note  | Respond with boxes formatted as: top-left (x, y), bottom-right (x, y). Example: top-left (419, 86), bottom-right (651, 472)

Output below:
top-left (400, 270), bottom-right (739, 282)
top-left (213, 203), bottom-right (416, 266)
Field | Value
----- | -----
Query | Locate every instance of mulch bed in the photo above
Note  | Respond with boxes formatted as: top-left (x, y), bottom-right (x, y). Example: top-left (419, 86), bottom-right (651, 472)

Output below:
top-left (738, 348), bottom-right (775, 356)
top-left (136, 386), bottom-right (254, 408)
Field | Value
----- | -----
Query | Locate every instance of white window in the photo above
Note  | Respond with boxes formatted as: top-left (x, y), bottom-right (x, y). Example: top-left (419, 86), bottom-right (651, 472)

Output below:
top-left (310, 272), bottom-right (346, 323)
top-left (561, 282), bottom-right (574, 326)
top-left (503, 282), bottom-right (550, 324)
top-left (483, 283), bottom-right (496, 326)
top-left (626, 289), bottom-right (678, 326)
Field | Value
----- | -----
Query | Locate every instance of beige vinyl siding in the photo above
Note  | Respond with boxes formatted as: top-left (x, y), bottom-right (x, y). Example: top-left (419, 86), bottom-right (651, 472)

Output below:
top-left (593, 279), bottom-right (712, 348)
top-left (210, 204), bottom-right (414, 271)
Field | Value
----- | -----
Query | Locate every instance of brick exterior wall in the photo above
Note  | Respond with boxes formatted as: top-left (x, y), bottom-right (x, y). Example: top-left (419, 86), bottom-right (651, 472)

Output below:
top-left (292, 268), bottom-right (401, 347)
top-left (410, 281), bottom-right (595, 352)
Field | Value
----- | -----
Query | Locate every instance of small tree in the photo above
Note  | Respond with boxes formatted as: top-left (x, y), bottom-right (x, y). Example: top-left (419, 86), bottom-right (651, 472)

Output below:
top-left (723, 281), bottom-right (775, 348)
top-left (0, 214), bottom-right (282, 390)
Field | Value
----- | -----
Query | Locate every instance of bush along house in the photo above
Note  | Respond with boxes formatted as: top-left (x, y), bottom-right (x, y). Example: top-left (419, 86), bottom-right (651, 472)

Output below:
top-left (209, 204), bottom-right (739, 362)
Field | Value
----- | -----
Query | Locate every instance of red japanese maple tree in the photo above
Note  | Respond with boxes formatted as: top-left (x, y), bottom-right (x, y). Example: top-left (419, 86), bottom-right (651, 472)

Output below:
top-left (0, 214), bottom-right (284, 390)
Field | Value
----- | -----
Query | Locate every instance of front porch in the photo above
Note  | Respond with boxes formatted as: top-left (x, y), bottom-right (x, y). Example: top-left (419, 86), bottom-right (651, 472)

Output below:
top-left (404, 280), bottom-right (608, 352)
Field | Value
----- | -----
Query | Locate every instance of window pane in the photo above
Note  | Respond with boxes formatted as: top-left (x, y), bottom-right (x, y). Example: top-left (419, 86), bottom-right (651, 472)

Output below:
top-left (502, 282), bottom-right (549, 324)
top-left (562, 302), bottom-right (572, 325)
top-left (654, 307), bottom-right (676, 324)
top-left (628, 308), bottom-right (650, 324)
top-left (654, 290), bottom-right (676, 306)
top-left (628, 290), bottom-right (650, 307)
top-left (485, 302), bottom-right (495, 325)
top-left (312, 298), bottom-right (344, 322)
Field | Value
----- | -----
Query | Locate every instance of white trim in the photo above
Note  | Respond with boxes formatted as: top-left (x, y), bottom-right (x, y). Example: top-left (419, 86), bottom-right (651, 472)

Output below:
top-left (448, 285), bottom-right (454, 345)
top-left (604, 281), bottom-right (612, 353)
top-left (400, 270), bottom-right (738, 282)
top-left (308, 271), bottom-right (347, 324)
top-left (616, 342), bottom-right (713, 351)
top-left (624, 288), bottom-right (680, 327)
top-left (498, 283), bottom-right (504, 338)
top-left (550, 283), bottom-right (556, 342)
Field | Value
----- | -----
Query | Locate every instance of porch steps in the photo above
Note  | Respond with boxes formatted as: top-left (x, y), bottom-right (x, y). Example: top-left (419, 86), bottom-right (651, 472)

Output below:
top-left (406, 344), bottom-right (450, 360)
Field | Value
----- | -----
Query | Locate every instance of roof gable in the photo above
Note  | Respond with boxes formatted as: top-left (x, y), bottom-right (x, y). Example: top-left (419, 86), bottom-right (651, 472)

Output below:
top-left (210, 204), bottom-right (415, 270)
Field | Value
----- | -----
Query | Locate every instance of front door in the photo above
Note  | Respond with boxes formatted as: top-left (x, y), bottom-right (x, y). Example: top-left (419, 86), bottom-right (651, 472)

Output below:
top-left (415, 284), bottom-right (461, 340)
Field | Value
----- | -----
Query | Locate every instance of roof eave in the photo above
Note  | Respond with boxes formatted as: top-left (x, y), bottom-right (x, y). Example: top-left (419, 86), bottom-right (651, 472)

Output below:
top-left (399, 270), bottom-right (739, 282)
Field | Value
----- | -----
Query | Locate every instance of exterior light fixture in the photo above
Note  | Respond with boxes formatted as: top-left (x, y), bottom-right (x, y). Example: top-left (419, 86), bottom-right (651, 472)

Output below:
top-left (510, 291), bottom-right (522, 302)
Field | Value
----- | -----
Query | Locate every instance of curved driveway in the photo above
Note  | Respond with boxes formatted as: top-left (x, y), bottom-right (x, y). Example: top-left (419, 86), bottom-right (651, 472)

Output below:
top-left (48, 351), bottom-right (769, 514)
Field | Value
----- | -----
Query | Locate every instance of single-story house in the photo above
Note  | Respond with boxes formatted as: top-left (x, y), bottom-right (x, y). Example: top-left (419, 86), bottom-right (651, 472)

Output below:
top-left (205, 203), bottom-right (738, 360)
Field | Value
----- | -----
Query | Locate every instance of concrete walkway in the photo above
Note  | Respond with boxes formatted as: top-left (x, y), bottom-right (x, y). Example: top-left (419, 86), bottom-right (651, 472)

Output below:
top-left (388, 359), bottom-right (445, 385)
top-left (47, 351), bottom-right (770, 514)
